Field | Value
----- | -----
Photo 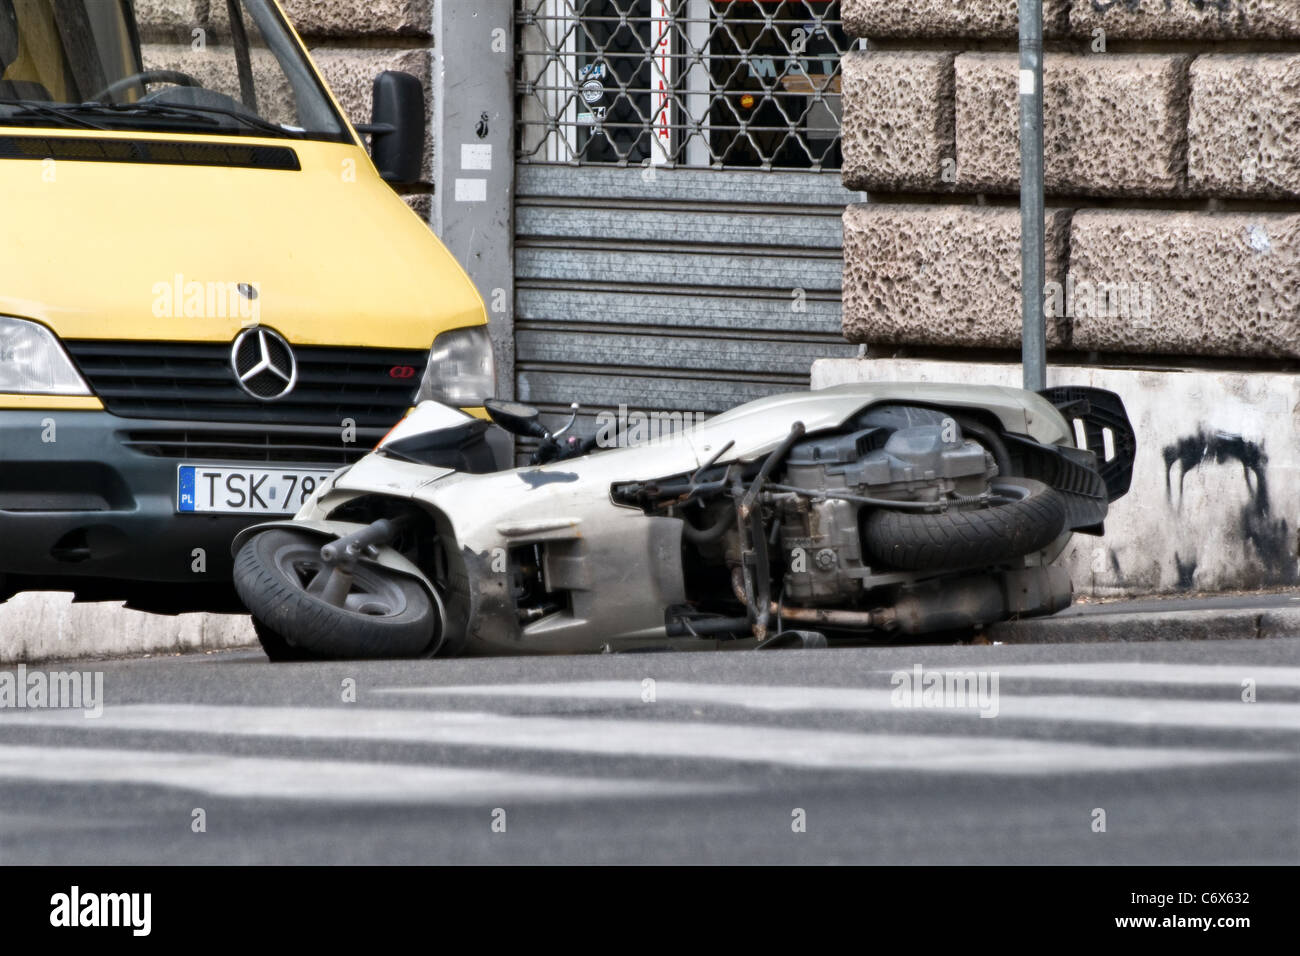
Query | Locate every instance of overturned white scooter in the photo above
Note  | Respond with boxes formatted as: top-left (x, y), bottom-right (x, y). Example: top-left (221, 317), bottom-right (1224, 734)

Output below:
top-left (231, 383), bottom-right (1135, 660)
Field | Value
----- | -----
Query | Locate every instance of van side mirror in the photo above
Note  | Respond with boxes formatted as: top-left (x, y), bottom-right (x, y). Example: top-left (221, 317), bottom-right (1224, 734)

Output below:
top-left (360, 71), bottom-right (424, 185)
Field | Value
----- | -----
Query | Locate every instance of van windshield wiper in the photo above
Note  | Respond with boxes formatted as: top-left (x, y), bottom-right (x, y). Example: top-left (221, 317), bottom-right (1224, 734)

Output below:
top-left (0, 100), bottom-right (110, 131)
top-left (2, 99), bottom-right (215, 132)
top-left (91, 101), bottom-right (305, 138)
top-left (1, 99), bottom-right (304, 138)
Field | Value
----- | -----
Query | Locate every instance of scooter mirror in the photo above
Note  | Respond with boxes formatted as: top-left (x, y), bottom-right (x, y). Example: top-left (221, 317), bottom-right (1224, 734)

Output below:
top-left (485, 399), bottom-right (545, 437)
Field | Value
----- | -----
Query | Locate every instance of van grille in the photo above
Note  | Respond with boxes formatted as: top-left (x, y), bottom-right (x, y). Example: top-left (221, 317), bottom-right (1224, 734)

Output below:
top-left (65, 340), bottom-right (425, 428)
top-left (120, 428), bottom-right (381, 465)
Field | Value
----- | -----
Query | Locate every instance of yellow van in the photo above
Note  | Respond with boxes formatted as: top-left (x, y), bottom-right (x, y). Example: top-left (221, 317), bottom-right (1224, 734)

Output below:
top-left (0, 0), bottom-right (493, 611)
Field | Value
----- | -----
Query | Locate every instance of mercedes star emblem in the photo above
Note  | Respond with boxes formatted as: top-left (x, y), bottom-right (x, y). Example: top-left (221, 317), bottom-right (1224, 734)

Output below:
top-left (231, 327), bottom-right (297, 401)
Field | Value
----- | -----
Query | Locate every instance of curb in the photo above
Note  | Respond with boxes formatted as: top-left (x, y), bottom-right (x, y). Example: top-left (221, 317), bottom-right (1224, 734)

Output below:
top-left (6, 594), bottom-right (1300, 663)
top-left (989, 607), bottom-right (1300, 644)
top-left (0, 593), bottom-right (257, 665)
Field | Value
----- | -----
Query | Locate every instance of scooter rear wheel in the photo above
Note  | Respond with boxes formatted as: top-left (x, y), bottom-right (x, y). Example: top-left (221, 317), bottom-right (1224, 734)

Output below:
top-left (234, 529), bottom-right (439, 660)
top-left (862, 477), bottom-right (1067, 572)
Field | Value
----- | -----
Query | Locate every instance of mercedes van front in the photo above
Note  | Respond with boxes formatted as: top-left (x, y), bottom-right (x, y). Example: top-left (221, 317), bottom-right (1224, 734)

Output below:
top-left (0, 0), bottom-right (493, 611)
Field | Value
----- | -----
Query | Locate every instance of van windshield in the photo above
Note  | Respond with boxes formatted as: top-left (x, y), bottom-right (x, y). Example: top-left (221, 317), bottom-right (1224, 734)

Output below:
top-left (0, 0), bottom-right (348, 140)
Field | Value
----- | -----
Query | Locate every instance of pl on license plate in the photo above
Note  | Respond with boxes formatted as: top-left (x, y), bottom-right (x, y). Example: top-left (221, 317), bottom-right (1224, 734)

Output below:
top-left (177, 465), bottom-right (334, 515)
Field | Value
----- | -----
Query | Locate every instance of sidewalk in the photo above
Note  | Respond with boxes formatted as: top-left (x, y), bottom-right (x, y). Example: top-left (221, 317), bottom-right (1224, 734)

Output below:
top-left (990, 590), bottom-right (1300, 644)
top-left (3, 588), bottom-right (1298, 665)
top-left (0, 592), bottom-right (255, 665)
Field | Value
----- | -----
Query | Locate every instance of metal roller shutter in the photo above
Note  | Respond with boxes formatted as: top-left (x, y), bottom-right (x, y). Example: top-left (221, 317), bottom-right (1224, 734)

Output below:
top-left (515, 0), bottom-right (861, 434)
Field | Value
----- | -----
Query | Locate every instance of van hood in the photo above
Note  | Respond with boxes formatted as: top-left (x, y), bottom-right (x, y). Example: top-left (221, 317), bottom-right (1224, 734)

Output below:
top-left (0, 133), bottom-right (485, 349)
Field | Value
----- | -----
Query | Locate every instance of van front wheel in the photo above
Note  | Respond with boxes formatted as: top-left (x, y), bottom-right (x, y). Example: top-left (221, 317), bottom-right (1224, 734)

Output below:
top-left (234, 529), bottom-right (439, 660)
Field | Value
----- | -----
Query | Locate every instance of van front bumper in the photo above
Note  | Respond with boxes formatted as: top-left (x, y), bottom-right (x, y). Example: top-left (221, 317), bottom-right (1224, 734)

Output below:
top-left (0, 410), bottom-right (380, 591)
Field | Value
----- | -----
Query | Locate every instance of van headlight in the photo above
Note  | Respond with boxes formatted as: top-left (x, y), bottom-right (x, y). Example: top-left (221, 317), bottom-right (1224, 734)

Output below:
top-left (418, 325), bottom-right (496, 406)
top-left (0, 317), bottom-right (91, 395)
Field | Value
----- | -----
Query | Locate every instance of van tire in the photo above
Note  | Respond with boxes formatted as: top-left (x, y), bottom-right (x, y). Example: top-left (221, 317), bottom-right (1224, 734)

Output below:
top-left (234, 529), bottom-right (438, 660)
top-left (862, 477), bottom-right (1067, 572)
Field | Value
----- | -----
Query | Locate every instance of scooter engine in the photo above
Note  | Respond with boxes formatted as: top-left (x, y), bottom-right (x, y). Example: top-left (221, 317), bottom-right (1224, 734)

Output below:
top-left (778, 407), bottom-right (996, 606)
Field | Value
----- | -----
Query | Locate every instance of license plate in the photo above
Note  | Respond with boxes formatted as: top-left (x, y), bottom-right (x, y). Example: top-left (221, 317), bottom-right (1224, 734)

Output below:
top-left (177, 465), bottom-right (334, 515)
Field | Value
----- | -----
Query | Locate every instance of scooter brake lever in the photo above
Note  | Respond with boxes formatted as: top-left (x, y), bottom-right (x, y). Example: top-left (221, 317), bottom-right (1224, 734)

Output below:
top-left (551, 402), bottom-right (580, 439)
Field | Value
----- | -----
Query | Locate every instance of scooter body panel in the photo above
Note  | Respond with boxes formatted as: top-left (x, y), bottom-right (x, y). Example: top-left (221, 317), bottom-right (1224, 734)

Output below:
top-left (286, 382), bottom-right (1078, 654)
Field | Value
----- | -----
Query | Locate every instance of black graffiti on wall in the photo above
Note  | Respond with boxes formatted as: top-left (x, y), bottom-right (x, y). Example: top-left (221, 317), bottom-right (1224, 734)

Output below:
top-left (1162, 430), bottom-right (1297, 588)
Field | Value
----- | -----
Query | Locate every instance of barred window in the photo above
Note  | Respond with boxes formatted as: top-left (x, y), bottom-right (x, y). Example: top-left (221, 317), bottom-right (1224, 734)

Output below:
top-left (517, 0), bottom-right (849, 170)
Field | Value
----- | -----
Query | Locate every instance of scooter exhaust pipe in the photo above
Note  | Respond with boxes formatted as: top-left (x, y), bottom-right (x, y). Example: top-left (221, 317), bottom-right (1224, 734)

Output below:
top-left (738, 565), bottom-right (1072, 634)
top-left (889, 565), bottom-right (1072, 634)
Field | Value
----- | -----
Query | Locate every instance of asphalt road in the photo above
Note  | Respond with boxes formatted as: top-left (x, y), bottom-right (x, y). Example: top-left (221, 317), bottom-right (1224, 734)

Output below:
top-left (0, 636), bottom-right (1296, 864)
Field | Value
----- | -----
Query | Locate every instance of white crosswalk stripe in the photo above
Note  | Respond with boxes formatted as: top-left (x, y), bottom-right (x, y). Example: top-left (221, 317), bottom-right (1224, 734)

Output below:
top-left (0, 661), bottom-right (1296, 806)
top-left (1, 701), bottom-right (1291, 782)
top-left (953, 662), bottom-right (1300, 688)
top-left (375, 679), bottom-right (1300, 731)
top-left (0, 743), bottom-right (735, 803)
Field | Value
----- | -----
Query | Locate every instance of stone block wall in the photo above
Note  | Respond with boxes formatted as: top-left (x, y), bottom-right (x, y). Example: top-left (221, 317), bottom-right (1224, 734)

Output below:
top-left (840, 0), bottom-right (1300, 360)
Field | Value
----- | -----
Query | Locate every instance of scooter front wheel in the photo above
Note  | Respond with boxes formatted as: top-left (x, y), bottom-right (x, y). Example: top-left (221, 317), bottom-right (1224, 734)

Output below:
top-left (234, 529), bottom-right (440, 660)
top-left (250, 617), bottom-right (316, 662)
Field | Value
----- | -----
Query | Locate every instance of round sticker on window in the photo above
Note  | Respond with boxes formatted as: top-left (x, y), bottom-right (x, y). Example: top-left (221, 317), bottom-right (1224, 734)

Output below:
top-left (581, 79), bottom-right (604, 105)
